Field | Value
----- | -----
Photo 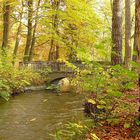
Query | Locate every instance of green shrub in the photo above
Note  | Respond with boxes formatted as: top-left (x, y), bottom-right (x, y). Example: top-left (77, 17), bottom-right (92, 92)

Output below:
top-left (74, 63), bottom-right (138, 127)
top-left (0, 52), bottom-right (41, 100)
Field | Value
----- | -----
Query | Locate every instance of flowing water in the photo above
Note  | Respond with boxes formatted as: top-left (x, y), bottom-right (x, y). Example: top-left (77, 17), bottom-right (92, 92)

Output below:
top-left (0, 91), bottom-right (85, 140)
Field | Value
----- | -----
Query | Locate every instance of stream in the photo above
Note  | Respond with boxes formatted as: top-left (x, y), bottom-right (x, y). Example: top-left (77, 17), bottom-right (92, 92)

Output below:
top-left (0, 91), bottom-right (85, 140)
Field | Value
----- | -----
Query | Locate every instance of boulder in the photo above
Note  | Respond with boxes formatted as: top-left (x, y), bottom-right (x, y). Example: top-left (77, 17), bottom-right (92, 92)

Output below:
top-left (58, 78), bottom-right (70, 92)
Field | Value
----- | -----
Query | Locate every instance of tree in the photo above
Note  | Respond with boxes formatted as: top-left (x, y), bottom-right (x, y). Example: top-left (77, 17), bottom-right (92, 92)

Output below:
top-left (133, 0), bottom-right (138, 62)
top-left (48, 0), bottom-right (60, 61)
top-left (135, 0), bottom-right (140, 120)
top-left (13, 0), bottom-right (24, 65)
top-left (124, 0), bottom-right (131, 69)
top-left (23, 0), bottom-right (33, 63)
top-left (28, 0), bottom-right (41, 62)
top-left (2, 0), bottom-right (10, 50)
top-left (111, 0), bottom-right (122, 65)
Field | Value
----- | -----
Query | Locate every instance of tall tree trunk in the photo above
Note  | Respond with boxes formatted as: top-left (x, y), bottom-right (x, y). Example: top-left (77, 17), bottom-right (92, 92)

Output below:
top-left (135, 0), bottom-right (140, 120)
top-left (48, 39), bottom-right (54, 61)
top-left (124, 0), bottom-right (131, 69)
top-left (28, 0), bottom-right (41, 62)
top-left (133, 0), bottom-right (138, 62)
top-left (133, 30), bottom-right (137, 62)
top-left (13, 0), bottom-right (24, 65)
top-left (2, 0), bottom-right (10, 50)
top-left (23, 0), bottom-right (33, 63)
top-left (111, 0), bottom-right (123, 65)
top-left (48, 0), bottom-right (60, 62)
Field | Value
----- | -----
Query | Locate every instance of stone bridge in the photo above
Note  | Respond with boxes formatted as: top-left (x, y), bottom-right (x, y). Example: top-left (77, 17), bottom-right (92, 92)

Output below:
top-left (19, 61), bottom-right (84, 83)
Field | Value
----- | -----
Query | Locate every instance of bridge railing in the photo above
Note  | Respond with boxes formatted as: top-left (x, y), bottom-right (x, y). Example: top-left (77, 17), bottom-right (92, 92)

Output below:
top-left (19, 61), bottom-right (85, 72)
top-left (19, 61), bottom-right (51, 71)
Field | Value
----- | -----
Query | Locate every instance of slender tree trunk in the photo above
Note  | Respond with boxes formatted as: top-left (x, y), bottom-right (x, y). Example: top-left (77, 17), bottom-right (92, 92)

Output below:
top-left (133, 0), bottom-right (138, 62)
top-left (111, 0), bottom-right (123, 65)
top-left (28, 0), bottom-right (41, 62)
top-left (133, 31), bottom-right (137, 62)
top-left (124, 0), bottom-right (131, 69)
top-left (23, 0), bottom-right (33, 63)
top-left (48, 0), bottom-right (60, 62)
top-left (13, 0), bottom-right (24, 65)
top-left (48, 39), bottom-right (54, 61)
top-left (48, 0), bottom-right (56, 61)
top-left (135, 0), bottom-right (140, 120)
top-left (2, 0), bottom-right (10, 50)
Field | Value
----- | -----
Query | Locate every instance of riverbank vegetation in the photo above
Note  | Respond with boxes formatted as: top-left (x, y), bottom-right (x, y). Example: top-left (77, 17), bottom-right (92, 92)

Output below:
top-left (0, 53), bottom-right (42, 100)
top-left (0, 0), bottom-right (140, 139)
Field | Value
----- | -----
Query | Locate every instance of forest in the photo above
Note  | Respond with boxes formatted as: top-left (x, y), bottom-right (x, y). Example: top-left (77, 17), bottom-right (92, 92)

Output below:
top-left (0, 0), bottom-right (140, 140)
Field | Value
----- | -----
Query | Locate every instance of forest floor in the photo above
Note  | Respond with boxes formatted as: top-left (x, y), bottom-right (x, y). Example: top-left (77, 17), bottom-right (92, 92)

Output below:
top-left (86, 125), bottom-right (140, 140)
top-left (86, 88), bottom-right (140, 140)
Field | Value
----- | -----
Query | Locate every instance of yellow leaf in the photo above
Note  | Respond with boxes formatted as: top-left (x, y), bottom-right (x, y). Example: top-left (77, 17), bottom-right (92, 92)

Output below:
top-left (43, 99), bottom-right (48, 102)
top-left (88, 99), bottom-right (96, 104)
top-left (30, 118), bottom-right (36, 122)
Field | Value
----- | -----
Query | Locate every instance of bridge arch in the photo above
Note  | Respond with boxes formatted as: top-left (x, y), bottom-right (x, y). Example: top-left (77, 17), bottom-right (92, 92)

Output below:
top-left (49, 76), bottom-right (67, 84)
top-left (45, 71), bottom-right (75, 84)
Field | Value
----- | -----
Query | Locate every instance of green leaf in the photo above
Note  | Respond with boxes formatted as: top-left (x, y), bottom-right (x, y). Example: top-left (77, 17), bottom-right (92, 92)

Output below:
top-left (0, 91), bottom-right (10, 101)
top-left (107, 118), bottom-right (120, 125)
top-left (135, 119), bottom-right (140, 126)
top-left (127, 95), bottom-right (136, 99)
top-left (97, 105), bottom-right (105, 109)
top-left (124, 82), bottom-right (135, 90)
top-left (108, 91), bottom-right (123, 97)
top-left (124, 123), bottom-right (131, 129)
top-left (98, 100), bottom-right (106, 105)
